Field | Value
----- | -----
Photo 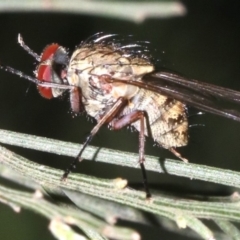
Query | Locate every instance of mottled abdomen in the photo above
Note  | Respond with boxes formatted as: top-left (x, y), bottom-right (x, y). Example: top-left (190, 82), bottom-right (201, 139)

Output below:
top-left (124, 88), bottom-right (188, 149)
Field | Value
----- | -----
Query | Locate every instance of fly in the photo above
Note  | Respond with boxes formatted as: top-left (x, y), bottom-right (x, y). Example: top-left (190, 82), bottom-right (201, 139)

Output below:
top-left (1, 33), bottom-right (240, 198)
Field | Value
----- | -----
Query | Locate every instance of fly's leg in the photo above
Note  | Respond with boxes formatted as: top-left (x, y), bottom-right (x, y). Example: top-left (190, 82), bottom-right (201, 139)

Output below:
top-left (110, 111), bottom-right (151, 199)
top-left (70, 87), bottom-right (82, 113)
top-left (0, 64), bottom-right (73, 90)
top-left (18, 34), bottom-right (41, 61)
top-left (169, 148), bottom-right (188, 163)
top-left (62, 97), bottom-right (128, 180)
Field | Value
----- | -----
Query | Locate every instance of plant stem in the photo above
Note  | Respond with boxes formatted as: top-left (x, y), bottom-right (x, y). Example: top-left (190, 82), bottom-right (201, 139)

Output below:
top-left (0, 129), bottom-right (239, 189)
top-left (0, 0), bottom-right (186, 23)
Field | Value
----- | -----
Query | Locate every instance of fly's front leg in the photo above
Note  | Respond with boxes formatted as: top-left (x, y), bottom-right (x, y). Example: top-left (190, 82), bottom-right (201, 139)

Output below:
top-left (70, 87), bottom-right (83, 113)
top-left (62, 97), bottom-right (128, 180)
top-left (110, 111), bottom-right (151, 199)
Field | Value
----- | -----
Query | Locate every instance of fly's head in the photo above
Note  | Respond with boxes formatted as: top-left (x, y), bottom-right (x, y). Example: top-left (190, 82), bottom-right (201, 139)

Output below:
top-left (34, 42), bottom-right (82, 113)
top-left (0, 34), bottom-right (82, 114)
top-left (35, 43), bottom-right (69, 99)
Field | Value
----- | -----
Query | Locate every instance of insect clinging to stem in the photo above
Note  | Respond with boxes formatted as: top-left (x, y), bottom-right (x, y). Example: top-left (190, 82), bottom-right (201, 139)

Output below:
top-left (1, 33), bottom-right (240, 198)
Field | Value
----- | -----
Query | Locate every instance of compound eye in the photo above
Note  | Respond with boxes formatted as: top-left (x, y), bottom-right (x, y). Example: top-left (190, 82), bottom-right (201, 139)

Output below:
top-left (41, 44), bottom-right (60, 62)
top-left (36, 44), bottom-right (60, 99)
top-left (37, 64), bottom-right (53, 99)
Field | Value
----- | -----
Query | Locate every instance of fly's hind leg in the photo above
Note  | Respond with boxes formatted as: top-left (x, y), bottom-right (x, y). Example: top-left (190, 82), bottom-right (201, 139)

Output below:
top-left (169, 148), bottom-right (188, 163)
top-left (110, 111), bottom-right (151, 199)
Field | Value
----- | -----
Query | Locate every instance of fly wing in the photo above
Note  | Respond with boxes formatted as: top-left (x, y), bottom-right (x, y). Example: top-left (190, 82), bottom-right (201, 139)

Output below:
top-left (149, 71), bottom-right (240, 101)
top-left (109, 71), bottom-right (240, 122)
top-left (143, 71), bottom-right (240, 121)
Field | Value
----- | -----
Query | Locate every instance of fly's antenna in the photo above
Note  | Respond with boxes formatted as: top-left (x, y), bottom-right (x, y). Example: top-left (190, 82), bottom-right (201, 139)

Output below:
top-left (18, 34), bottom-right (41, 61)
top-left (0, 64), bottom-right (73, 90)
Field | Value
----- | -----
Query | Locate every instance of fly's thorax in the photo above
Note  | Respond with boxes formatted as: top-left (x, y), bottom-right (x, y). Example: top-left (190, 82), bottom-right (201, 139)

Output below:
top-left (67, 44), bottom-right (154, 119)
top-left (127, 88), bottom-right (189, 149)
top-left (67, 44), bottom-right (154, 85)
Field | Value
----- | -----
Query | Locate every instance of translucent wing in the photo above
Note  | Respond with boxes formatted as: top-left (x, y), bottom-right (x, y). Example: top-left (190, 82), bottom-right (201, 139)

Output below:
top-left (111, 70), bottom-right (240, 122)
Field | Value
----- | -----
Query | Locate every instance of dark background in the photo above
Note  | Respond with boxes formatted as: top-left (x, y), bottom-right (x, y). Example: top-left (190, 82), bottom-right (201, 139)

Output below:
top-left (0, 1), bottom-right (240, 239)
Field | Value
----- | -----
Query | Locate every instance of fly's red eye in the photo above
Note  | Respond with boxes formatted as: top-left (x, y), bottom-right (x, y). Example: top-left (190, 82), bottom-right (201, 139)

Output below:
top-left (41, 44), bottom-right (59, 61)
top-left (37, 44), bottom-right (60, 99)
top-left (37, 64), bottom-right (53, 99)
